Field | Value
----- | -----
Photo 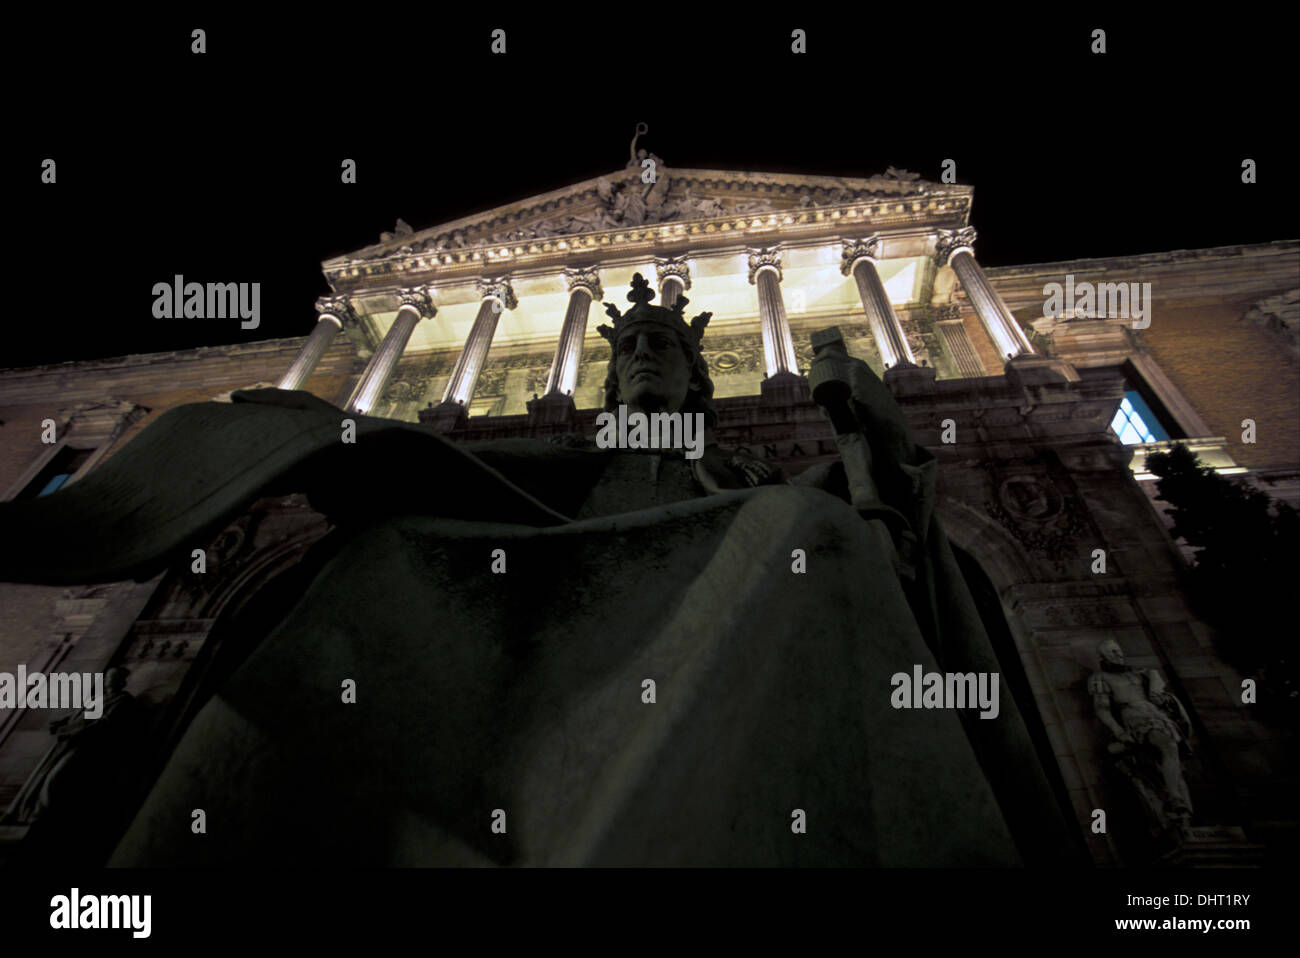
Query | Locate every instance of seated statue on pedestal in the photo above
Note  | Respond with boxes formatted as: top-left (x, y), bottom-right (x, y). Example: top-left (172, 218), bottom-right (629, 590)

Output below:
top-left (0, 275), bottom-right (1078, 866)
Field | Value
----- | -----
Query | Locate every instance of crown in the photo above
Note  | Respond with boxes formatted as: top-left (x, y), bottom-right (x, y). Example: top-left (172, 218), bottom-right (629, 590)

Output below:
top-left (597, 272), bottom-right (712, 348)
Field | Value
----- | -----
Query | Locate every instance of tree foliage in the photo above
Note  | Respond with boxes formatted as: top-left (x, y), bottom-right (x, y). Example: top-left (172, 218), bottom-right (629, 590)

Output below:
top-left (1146, 443), bottom-right (1299, 723)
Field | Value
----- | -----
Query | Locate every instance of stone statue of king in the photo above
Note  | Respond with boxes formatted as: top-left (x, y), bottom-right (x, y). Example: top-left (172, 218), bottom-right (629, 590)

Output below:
top-left (0, 274), bottom-right (1078, 866)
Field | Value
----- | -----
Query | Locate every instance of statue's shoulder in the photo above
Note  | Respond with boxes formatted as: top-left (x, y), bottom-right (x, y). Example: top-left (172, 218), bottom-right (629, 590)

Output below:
top-left (548, 432), bottom-right (602, 451)
top-left (457, 434), bottom-right (601, 458)
top-left (1087, 672), bottom-right (1112, 696)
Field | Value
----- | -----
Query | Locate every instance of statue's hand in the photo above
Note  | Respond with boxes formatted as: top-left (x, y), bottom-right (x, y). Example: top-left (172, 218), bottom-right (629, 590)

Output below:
top-left (727, 455), bottom-right (780, 487)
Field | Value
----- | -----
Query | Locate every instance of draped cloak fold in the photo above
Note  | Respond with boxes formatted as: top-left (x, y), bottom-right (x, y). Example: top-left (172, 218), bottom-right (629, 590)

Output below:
top-left (0, 388), bottom-right (1079, 866)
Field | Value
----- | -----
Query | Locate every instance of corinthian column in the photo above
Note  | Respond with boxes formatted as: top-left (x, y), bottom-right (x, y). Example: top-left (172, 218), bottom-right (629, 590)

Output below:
top-left (441, 278), bottom-right (517, 407)
top-left (654, 255), bottom-right (691, 309)
top-left (543, 266), bottom-right (603, 398)
top-left (936, 227), bottom-right (1034, 361)
top-left (747, 247), bottom-right (799, 377)
top-left (278, 297), bottom-right (354, 390)
top-left (841, 237), bottom-right (915, 369)
top-left (345, 287), bottom-right (435, 414)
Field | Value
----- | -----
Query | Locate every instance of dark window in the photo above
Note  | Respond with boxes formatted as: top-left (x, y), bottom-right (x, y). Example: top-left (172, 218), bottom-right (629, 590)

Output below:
top-left (15, 445), bottom-right (95, 500)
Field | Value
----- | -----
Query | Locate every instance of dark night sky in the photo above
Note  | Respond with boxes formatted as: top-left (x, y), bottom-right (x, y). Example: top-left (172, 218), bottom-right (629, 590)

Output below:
top-left (8, 13), bottom-right (1294, 369)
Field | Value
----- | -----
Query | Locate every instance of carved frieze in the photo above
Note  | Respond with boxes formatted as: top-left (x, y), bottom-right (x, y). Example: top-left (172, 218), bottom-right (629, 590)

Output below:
top-left (353, 168), bottom-right (943, 262)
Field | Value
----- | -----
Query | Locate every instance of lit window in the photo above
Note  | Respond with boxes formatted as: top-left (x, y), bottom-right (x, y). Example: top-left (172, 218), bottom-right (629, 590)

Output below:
top-left (37, 473), bottom-right (74, 497)
top-left (1111, 393), bottom-right (1170, 445)
top-left (14, 445), bottom-right (96, 501)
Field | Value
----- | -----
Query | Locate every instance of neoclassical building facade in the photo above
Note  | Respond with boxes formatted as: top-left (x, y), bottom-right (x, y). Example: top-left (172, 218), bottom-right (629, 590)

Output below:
top-left (0, 163), bottom-right (1296, 867)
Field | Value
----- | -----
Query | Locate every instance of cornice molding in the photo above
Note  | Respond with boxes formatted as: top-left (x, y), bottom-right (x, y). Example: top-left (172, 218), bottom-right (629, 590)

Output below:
top-left (324, 167), bottom-right (970, 286)
top-left (327, 196), bottom-right (972, 292)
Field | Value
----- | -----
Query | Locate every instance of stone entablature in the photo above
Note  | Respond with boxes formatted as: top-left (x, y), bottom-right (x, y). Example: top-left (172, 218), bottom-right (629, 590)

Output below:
top-left (960, 241), bottom-right (1299, 312)
top-left (326, 205), bottom-right (969, 293)
top-left (323, 168), bottom-right (972, 293)
top-left (0, 338), bottom-right (360, 407)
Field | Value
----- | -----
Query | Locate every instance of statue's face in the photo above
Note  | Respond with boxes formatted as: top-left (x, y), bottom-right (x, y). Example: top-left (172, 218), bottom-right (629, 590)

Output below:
top-left (1098, 639), bottom-right (1125, 666)
top-left (615, 326), bottom-right (692, 414)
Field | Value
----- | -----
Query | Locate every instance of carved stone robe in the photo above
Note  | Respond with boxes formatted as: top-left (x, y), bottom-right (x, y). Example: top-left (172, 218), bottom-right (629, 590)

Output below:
top-left (0, 389), bottom-right (1078, 866)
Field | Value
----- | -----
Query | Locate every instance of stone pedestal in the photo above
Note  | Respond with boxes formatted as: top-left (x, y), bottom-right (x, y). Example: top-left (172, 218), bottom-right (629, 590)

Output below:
top-left (884, 361), bottom-right (938, 397)
top-left (528, 391), bottom-right (577, 426)
top-left (760, 370), bottom-right (810, 405)
top-left (420, 401), bottom-right (469, 433)
top-left (1156, 826), bottom-right (1265, 867)
top-left (1004, 353), bottom-right (1082, 387)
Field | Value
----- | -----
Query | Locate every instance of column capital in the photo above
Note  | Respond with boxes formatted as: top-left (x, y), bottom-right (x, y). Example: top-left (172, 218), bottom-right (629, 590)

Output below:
top-left (654, 255), bottom-right (692, 292)
top-left (314, 295), bottom-right (357, 327)
top-left (747, 247), bottom-right (782, 284)
top-left (934, 226), bottom-right (978, 267)
top-left (396, 286), bottom-right (437, 319)
top-left (840, 236), bottom-right (882, 276)
top-left (477, 277), bottom-right (518, 311)
top-left (563, 266), bottom-right (603, 301)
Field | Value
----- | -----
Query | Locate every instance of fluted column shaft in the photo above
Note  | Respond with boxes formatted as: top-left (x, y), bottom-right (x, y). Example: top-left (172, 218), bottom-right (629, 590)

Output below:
top-left (948, 249), bottom-right (1034, 360)
top-left (345, 289), bottom-right (435, 413)
top-left (754, 268), bottom-right (798, 377)
top-left (442, 280), bottom-right (516, 407)
top-left (545, 269), bottom-right (601, 397)
top-left (851, 258), bottom-right (913, 368)
top-left (545, 290), bottom-right (591, 396)
top-left (278, 313), bottom-right (343, 390)
top-left (659, 276), bottom-right (684, 309)
top-left (442, 300), bottom-right (501, 406)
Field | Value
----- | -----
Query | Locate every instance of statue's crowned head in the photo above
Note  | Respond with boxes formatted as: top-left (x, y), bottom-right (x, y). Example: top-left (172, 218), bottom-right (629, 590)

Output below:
top-left (598, 272), bottom-right (717, 427)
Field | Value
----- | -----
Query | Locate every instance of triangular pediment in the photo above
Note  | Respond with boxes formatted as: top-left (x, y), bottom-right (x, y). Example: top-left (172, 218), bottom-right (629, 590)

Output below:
top-left (330, 166), bottom-right (956, 267)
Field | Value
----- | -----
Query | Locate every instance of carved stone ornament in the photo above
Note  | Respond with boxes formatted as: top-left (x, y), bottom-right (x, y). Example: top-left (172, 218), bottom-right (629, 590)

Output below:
top-left (840, 236), bottom-right (881, 275)
top-left (395, 287), bottom-right (436, 319)
top-left (654, 255), bottom-right (692, 291)
top-left (315, 296), bottom-right (358, 326)
top-left (477, 277), bottom-right (518, 312)
top-left (563, 267), bottom-right (603, 301)
top-left (935, 226), bottom-right (978, 267)
top-left (747, 247), bottom-right (783, 285)
top-left (356, 168), bottom-right (945, 261)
